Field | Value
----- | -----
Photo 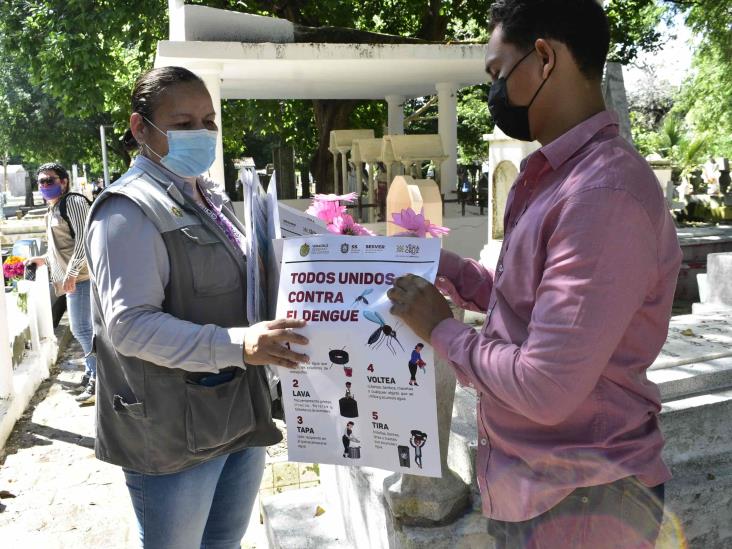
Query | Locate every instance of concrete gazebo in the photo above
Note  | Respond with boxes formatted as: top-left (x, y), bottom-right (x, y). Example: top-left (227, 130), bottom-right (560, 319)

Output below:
top-left (155, 0), bottom-right (488, 196)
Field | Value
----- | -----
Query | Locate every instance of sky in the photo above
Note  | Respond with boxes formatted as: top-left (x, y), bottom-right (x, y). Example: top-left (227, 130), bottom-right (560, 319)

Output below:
top-left (623, 14), bottom-right (695, 95)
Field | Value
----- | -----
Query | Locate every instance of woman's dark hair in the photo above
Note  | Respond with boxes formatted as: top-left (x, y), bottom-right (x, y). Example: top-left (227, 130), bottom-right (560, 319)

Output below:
top-left (122, 66), bottom-right (206, 151)
top-left (488, 0), bottom-right (610, 80)
top-left (36, 162), bottom-right (70, 185)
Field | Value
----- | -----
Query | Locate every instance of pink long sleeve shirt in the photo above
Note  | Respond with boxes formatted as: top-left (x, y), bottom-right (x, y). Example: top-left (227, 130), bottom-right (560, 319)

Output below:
top-left (431, 111), bottom-right (682, 522)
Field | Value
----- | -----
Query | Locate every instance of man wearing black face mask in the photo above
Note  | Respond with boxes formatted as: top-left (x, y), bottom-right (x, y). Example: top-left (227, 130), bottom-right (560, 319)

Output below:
top-left (386, 1), bottom-right (682, 547)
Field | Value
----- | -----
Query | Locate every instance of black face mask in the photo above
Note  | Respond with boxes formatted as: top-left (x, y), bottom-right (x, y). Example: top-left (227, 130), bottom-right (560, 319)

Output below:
top-left (488, 49), bottom-right (554, 141)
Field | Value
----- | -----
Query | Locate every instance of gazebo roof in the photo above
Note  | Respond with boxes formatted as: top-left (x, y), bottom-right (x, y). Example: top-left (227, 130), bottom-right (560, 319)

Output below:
top-left (155, 40), bottom-right (488, 100)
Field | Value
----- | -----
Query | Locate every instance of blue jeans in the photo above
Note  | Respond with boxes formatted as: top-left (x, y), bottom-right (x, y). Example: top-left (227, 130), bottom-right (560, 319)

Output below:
top-left (124, 447), bottom-right (266, 549)
top-left (67, 279), bottom-right (96, 379)
top-left (488, 477), bottom-right (665, 549)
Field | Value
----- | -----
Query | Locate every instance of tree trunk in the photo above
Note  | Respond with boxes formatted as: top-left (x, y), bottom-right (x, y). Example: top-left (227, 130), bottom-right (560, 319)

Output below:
top-left (107, 135), bottom-right (132, 168)
top-left (310, 99), bottom-right (359, 194)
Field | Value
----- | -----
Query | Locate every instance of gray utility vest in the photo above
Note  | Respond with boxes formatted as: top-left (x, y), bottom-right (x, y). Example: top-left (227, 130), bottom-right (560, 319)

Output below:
top-left (86, 166), bottom-right (281, 474)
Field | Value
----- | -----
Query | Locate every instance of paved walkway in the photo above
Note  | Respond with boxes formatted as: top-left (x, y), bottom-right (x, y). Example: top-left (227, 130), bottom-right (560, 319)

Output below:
top-left (0, 339), bottom-right (137, 548)
top-left (0, 337), bottom-right (275, 548)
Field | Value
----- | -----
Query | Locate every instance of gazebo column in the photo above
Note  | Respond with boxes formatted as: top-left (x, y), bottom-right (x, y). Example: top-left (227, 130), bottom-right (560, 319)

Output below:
top-left (385, 95), bottom-right (405, 136)
top-left (194, 65), bottom-right (226, 186)
top-left (436, 82), bottom-right (458, 197)
top-left (338, 147), bottom-right (350, 195)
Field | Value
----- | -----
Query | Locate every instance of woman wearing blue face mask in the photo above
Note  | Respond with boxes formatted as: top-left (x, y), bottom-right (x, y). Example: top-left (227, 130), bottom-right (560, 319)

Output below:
top-left (84, 66), bottom-right (309, 549)
top-left (26, 162), bottom-right (97, 404)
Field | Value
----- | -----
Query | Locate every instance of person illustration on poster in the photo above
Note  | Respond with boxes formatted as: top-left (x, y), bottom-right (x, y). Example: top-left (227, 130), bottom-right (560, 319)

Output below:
top-left (410, 430), bottom-right (428, 469)
top-left (342, 421), bottom-right (361, 458)
top-left (339, 381), bottom-right (359, 418)
top-left (408, 343), bottom-right (426, 386)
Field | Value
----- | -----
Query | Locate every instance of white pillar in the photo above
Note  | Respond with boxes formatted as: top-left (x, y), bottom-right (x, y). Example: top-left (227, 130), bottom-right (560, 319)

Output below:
top-left (195, 66), bottom-right (226, 188)
top-left (339, 149), bottom-right (349, 195)
top-left (0, 285), bottom-right (14, 399)
top-left (168, 0), bottom-right (186, 41)
top-left (333, 152), bottom-right (340, 194)
top-left (436, 82), bottom-right (458, 197)
top-left (367, 163), bottom-right (376, 223)
top-left (385, 95), bottom-right (405, 136)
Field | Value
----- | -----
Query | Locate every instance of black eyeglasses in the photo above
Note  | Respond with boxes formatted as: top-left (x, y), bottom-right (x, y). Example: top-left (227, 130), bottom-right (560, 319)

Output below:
top-left (37, 176), bottom-right (59, 186)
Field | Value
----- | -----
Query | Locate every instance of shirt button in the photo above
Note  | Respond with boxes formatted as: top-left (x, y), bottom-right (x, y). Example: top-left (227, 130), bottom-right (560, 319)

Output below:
top-left (480, 438), bottom-right (488, 446)
top-left (497, 264), bottom-right (504, 274)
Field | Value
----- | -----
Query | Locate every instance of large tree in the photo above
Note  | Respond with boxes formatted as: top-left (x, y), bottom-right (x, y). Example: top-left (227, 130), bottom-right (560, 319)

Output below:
top-left (0, 0), bottom-right (166, 171)
top-left (0, 0), bottom-right (681, 189)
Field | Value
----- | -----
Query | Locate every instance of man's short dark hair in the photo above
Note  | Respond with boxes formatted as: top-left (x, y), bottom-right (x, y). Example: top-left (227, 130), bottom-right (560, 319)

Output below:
top-left (36, 162), bottom-right (69, 182)
top-left (489, 0), bottom-right (610, 80)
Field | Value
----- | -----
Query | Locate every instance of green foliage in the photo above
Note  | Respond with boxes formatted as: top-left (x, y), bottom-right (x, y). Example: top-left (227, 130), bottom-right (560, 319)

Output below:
top-left (222, 99), bottom-right (318, 169)
top-left (457, 85), bottom-right (492, 165)
top-left (0, 0), bottom-right (167, 171)
top-left (674, 44), bottom-right (732, 159)
top-left (0, 45), bottom-right (108, 173)
top-left (1, 0), bottom-right (722, 182)
top-left (629, 1), bottom-right (732, 171)
top-left (605, 0), bottom-right (665, 64)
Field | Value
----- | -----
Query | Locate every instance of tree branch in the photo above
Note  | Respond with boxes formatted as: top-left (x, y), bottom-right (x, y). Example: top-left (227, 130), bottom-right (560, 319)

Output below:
top-left (404, 96), bottom-right (438, 127)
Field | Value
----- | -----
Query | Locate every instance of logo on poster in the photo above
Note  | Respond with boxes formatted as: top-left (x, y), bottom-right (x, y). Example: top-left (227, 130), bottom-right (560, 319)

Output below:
top-left (300, 243), bottom-right (310, 257)
top-left (396, 243), bottom-right (420, 256)
top-left (340, 243), bottom-right (350, 254)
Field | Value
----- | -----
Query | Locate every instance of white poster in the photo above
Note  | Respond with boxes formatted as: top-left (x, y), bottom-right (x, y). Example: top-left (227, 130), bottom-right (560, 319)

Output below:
top-left (276, 235), bottom-right (442, 478)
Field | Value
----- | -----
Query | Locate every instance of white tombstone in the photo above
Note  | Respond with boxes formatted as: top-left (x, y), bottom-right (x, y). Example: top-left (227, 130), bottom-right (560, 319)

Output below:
top-left (693, 252), bottom-right (732, 315)
top-left (352, 138), bottom-right (385, 222)
top-left (386, 134), bottom-right (448, 179)
top-left (1, 165), bottom-right (29, 197)
top-left (329, 130), bottom-right (375, 195)
top-left (480, 127), bottom-right (539, 268)
top-left (646, 154), bottom-right (682, 209)
top-left (0, 286), bottom-right (14, 399)
top-left (385, 176), bottom-right (443, 236)
top-left (17, 265), bottom-right (57, 370)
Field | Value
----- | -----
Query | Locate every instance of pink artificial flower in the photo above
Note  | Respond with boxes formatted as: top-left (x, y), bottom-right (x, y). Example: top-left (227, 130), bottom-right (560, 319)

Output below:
top-left (390, 207), bottom-right (450, 238)
top-left (313, 192), bottom-right (357, 203)
top-left (327, 214), bottom-right (376, 236)
top-left (306, 199), bottom-right (347, 224)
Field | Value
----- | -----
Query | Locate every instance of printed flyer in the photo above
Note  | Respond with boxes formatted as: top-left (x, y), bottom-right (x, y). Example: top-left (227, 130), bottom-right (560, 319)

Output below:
top-left (276, 235), bottom-right (443, 478)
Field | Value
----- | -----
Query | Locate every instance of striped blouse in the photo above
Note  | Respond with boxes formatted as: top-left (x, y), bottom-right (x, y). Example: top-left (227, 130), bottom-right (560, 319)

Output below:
top-left (46, 193), bottom-right (91, 284)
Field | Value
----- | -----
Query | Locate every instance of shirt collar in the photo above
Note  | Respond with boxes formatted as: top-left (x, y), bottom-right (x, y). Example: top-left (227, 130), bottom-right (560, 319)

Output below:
top-left (538, 110), bottom-right (620, 172)
top-left (133, 155), bottom-right (226, 211)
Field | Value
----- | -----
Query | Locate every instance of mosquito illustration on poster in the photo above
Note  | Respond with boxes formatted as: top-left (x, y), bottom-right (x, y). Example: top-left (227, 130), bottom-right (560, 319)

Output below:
top-left (363, 310), bottom-right (405, 354)
top-left (351, 288), bottom-right (374, 308)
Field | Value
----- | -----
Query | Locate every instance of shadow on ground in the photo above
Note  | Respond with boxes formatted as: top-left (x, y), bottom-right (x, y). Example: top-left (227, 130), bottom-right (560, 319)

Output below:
top-left (0, 371), bottom-right (95, 463)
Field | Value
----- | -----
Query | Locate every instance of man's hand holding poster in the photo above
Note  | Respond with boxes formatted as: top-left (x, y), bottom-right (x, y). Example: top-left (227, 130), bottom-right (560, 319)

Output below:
top-left (276, 235), bottom-right (443, 478)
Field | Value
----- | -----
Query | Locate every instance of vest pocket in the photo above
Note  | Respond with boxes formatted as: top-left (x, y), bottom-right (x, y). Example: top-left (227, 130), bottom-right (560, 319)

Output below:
top-left (113, 394), bottom-right (146, 419)
top-left (180, 225), bottom-right (240, 296)
top-left (184, 369), bottom-right (256, 453)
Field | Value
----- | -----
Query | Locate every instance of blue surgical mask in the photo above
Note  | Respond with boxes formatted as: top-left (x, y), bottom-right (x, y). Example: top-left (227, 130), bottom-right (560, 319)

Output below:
top-left (143, 117), bottom-right (218, 177)
top-left (40, 183), bottom-right (64, 201)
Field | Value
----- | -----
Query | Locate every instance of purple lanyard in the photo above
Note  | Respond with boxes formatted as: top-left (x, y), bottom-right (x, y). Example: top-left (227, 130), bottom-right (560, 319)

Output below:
top-left (197, 187), bottom-right (246, 256)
